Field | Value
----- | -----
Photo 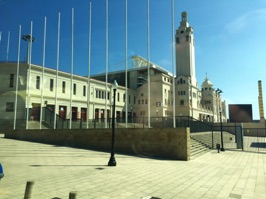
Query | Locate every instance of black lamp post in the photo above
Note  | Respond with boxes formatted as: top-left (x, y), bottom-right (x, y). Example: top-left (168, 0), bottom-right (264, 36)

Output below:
top-left (220, 109), bottom-right (225, 151)
top-left (108, 80), bottom-right (118, 166)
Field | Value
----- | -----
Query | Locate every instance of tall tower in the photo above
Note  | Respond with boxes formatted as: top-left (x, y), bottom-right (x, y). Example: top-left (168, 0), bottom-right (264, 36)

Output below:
top-left (175, 12), bottom-right (197, 87)
top-left (258, 80), bottom-right (265, 123)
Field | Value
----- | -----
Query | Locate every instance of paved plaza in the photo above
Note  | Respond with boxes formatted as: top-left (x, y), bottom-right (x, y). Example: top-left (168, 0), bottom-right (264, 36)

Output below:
top-left (0, 134), bottom-right (265, 199)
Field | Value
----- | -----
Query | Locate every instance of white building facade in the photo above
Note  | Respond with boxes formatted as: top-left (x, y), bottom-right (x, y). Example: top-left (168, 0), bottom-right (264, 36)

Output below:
top-left (0, 12), bottom-right (226, 129)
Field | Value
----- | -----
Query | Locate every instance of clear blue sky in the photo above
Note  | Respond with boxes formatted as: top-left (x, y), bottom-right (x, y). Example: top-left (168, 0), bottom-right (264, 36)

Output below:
top-left (1, 0), bottom-right (266, 120)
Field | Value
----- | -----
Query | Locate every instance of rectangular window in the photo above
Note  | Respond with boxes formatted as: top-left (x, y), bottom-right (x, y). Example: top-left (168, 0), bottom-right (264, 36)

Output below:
top-left (123, 94), bottom-right (125, 102)
top-left (6, 102), bottom-right (14, 112)
top-left (83, 85), bottom-right (86, 97)
top-left (36, 76), bottom-right (40, 89)
top-left (145, 99), bottom-right (147, 104)
top-left (180, 100), bottom-right (184, 106)
top-left (107, 92), bottom-right (110, 100)
top-left (73, 83), bottom-right (76, 95)
top-left (9, 74), bottom-right (14, 88)
top-left (50, 79), bottom-right (54, 92)
top-left (117, 92), bottom-right (120, 102)
top-left (62, 81), bottom-right (66, 93)
top-left (176, 37), bottom-right (179, 44)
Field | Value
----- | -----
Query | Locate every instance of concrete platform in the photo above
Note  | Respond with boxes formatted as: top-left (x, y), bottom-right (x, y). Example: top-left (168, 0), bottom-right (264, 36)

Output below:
top-left (0, 134), bottom-right (265, 199)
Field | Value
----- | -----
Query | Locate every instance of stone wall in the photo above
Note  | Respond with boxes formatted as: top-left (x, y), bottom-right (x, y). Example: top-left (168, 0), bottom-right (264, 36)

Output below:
top-left (4, 128), bottom-right (190, 160)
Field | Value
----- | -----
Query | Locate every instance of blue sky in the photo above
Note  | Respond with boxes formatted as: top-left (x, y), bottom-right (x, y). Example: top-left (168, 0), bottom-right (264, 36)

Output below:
top-left (1, 0), bottom-right (266, 119)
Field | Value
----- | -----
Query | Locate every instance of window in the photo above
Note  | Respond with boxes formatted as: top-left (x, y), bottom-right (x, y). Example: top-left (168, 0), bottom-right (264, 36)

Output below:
top-left (180, 100), bottom-right (184, 106)
top-left (140, 111), bottom-right (145, 116)
top-left (62, 81), bottom-right (66, 93)
top-left (9, 74), bottom-right (14, 88)
top-left (50, 79), bottom-right (54, 92)
top-left (107, 92), bottom-right (110, 100)
top-left (36, 76), bottom-right (40, 89)
top-left (186, 35), bottom-right (189, 42)
top-left (178, 91), bottom-right (186, 96)
top-left (145, 99), bottom-right (147, 104)
top-left (117, 92), bottom-right (120, 102)
top-left (176, 37), bottom-right (179, 44)
top-left (123, 94), bottom-right (125, 102)
top-left (142, 99), bottom-right (144, 104)
top-left (73, 83), bottom-right (76, 95)
top-left (83, 85), bottom-right (86, 97)
top-left (6, 102), bottom-right (14, 112)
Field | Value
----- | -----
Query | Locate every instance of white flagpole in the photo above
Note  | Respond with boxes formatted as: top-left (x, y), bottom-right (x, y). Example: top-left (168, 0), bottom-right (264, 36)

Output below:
top-left (105, 0), bottom-right (108, 128)
top-left (6, 31), bottom-right (10, 62)
top-left (54, 13), bottom-right (60, 129)
top-left (87, 2), bottom-right (92, 129)
top-left (26, 22), bottom-right (33, 129)
top-left (40, 17), bottom-right (47, 129)
top-left (125, 0), bottom-right (128, 128)
top-left (14, 25), bottom-right (21, 130)
top-left (70, 8), bottom-right (74, 129)
top-left (147, 0), bottom-right (151, 128)
top-left (172, 0), bottom-right (176, 128)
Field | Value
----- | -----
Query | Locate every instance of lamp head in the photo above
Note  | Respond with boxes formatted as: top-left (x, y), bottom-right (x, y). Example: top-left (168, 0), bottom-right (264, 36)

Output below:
top-left (112, 80), bottom-right (118, 90)
top-left (216, 88), bottom-right (223, 94)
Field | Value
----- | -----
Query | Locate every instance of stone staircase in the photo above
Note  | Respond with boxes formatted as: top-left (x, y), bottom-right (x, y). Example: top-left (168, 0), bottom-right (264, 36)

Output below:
top-left (190, 137), bottom-right (210, 158)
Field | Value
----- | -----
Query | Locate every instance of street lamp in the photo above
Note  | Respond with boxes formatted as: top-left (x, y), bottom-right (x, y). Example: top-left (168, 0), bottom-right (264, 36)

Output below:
top-left (108, 80), bottom-right (118, 166)
top-left (22, 34), bottom-right (35, 64)
top-left (216, 88), bottom-right (225, 152)
top-left (219, 108), bottom-right (225, 151)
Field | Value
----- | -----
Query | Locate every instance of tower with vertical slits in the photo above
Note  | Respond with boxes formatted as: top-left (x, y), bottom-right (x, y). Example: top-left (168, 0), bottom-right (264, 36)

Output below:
top-left (258, 80), bottom-right (265, 123)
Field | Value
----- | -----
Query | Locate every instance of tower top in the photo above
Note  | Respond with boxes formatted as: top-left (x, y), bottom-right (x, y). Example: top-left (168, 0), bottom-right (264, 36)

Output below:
top-left (180, 12), bottom-right (189, 28)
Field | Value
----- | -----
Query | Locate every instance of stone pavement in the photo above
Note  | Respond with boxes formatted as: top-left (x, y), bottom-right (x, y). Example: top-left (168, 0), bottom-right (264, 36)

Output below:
top-left (0, 134), bottom-right (265, 199)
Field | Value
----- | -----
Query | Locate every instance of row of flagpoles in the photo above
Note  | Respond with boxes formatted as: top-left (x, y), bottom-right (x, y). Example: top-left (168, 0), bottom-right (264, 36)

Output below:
top-left (0, 0), bottom-right (177, 130)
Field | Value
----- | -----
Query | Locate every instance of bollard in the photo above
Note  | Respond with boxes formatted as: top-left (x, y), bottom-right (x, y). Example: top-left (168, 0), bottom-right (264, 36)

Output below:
top-left (216, 143), bottom-right (220, 153)
top-left (0, 164), bottom-right (4, 180)
top-left (69, 192), bottom-right (77, 199)
top-left (23, 181), bottom-right (35, 199)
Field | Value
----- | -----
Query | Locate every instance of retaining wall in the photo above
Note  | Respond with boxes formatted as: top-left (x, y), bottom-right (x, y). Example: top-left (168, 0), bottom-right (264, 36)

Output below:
top-left (4, 128), bottom-right (190, 160)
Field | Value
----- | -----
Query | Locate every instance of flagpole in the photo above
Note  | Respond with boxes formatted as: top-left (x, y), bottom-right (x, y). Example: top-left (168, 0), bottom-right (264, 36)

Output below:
top-left (6, 31), bottom-right (10, 62)
top-left (172, 0), bottom-right (176, 128)
top-left (125, 0), bottom-right (128, 128)
top-left (14, 25), bottom-right (21, 130)
top-left (40, 17), bottom-right (47, 129)
top-left (70, 8), bottom-right (74, 129)
top-left (147, 0), bottom-right (151, 128)
top-left (105, 0), bottom-right (108, 128)
top-left (87, 2), bottom-right (92, 129)
top-left (54, 13), bottom-right (60, 129)
top-left (26, 22), bottom-right (33, 129)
